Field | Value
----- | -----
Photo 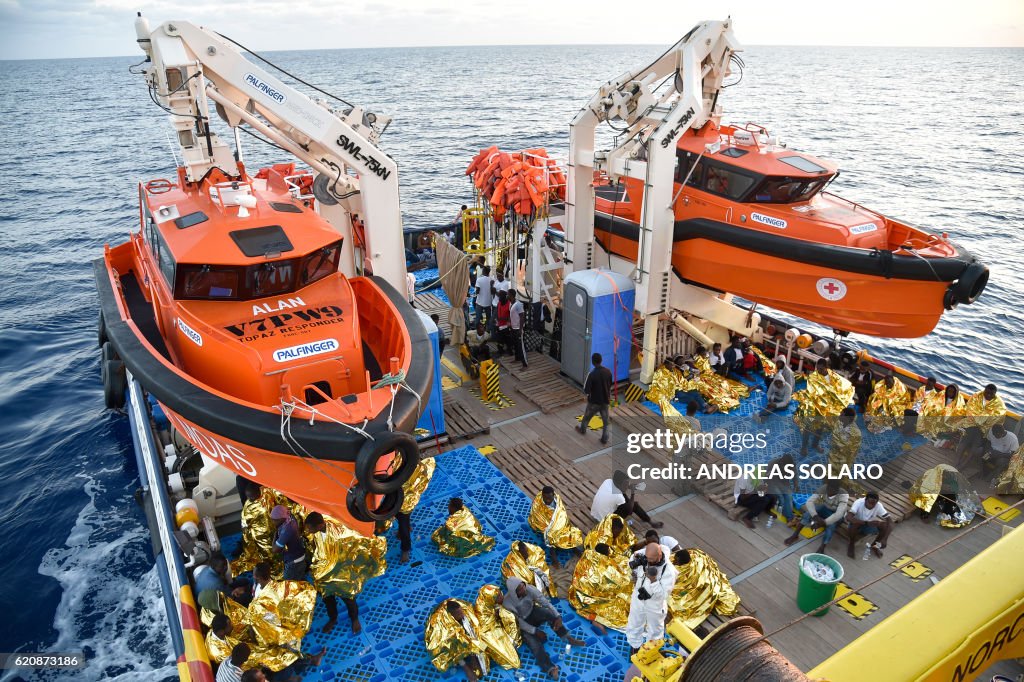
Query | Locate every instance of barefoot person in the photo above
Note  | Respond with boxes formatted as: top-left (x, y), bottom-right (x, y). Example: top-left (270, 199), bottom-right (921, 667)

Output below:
top-left (590, 470), bottom-right (663, 528)
top-left (503, 577), bottom-right (587, 679)
top-left (304, 512), bottom-right (386, 634)
top-left (845, 492), bottom-right (892, 559)
top-left (784, 480), bottom-right (850, 554)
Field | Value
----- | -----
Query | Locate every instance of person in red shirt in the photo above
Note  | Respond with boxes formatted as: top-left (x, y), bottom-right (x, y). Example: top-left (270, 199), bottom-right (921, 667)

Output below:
top-left (494, 290), bottom-right (512, 355)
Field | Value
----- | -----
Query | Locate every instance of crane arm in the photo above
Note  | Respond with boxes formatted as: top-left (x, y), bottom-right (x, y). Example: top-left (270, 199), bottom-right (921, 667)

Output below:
top-left (133, 15), bottom-right (406, 289)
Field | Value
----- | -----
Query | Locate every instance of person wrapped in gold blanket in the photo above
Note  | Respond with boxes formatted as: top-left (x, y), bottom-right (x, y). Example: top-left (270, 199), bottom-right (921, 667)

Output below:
top-left (583, 514), bottom-right (637, 557)
top-left (667, 548), bottom-right (740, 629)
top-left (794, 358), bottom-right (855, 457)
top-left (864, 374), bottom-right (912, 434)
top-left (568, 542), bottom-right (631, 634)
top-left (432, 498), bottom-right (495, 558)
top-left (502, 541), bottom-right (557, 598)
top-left (528, 486), bottom-right (583, 568)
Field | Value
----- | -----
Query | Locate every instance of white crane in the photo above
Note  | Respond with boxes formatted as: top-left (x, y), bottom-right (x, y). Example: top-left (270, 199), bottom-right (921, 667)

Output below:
top-left (133, 14), bottom-right (407, 291)
top-left (564, 19), bottom-right (750, 383)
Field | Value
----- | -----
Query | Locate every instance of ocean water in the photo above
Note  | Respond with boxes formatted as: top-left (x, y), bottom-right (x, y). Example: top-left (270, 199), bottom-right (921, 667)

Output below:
top-left (0, 42), bottom-right (1021, 679)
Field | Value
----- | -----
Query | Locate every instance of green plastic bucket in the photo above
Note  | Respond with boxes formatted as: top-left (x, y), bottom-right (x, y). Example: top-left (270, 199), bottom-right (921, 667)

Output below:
top-left (797, 553), bottom-right (844, 616)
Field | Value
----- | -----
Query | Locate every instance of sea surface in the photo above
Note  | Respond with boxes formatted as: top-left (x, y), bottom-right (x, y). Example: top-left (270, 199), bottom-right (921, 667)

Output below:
top-left (0, 42), bottom-right (1021, 680)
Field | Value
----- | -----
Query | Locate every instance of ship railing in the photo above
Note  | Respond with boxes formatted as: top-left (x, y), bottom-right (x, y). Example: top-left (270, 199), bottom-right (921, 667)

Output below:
top-left (284, 173), bottom-right (316, 201)
top-left (126, 374), bottom-right (215, 682)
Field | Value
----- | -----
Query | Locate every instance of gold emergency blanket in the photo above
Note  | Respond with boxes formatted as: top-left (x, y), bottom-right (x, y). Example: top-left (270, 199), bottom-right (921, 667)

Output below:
top-left (692, 355), bottom-right (749, 412)
top-left (199, 592), bottom-right (250, 628)
top-left (501, 542), bottom-right (556, 597)
top-left (917, 392), bottom-right (967, 439)
top-left (751, 345), bottom-right (777, 377)
top-left (309, 518), bottom-right (387, 599)
top-left (996, 445), bottom-right (1024, 495)
top-left (910, 464), bottom-right (981, 528)
top-left (234, 487), bottom-right (284, 574)
top-left (668, 548), bottom-right (740, 629)
top-left (961, 392), bottom-right (1007, 432)
top-left (567, 548), bottom-right (631, 629)
top-left (248, 579), bottom-right (317, 652)
top-left (865, 377), bottom-right (913, 433)
top-left (794, 370), bottom-right (855, 431)
top-left (914, 386), bottom-right (941, 410)
top-left (203, 592), bottom-right (303, 671)
top-left (528, 491), bottom-right (583, 550)
top-left (432, 508), bottom-right (495, 557)
top-left (424, 598), bottom-right (489, 673)
top-left (401, 457), bottom-right (437, 514)
top-left (473, 584), bottom-right (522, 669)
top-left (646, 368), bottom-right (701, 437)
top-left (583, 514), bottom-right (637, 556)
top-left (829, 421), bottom-right (863, 492)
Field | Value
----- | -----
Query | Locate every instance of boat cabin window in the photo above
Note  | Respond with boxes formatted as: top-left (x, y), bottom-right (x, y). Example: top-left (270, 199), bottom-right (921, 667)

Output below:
top-left (178, 266), bottom-right (241, 299)
top-left (175, 240), bottom-right (341, 300)
top-left (248, 260), bottom-right (296, 297)
top-left (676, 152), bottom-right (759, 201)
top-left (300, 241), bottom-right (342, 286)
top-left (151, 229), bottom-right (176, 289)
top-left (750, 176), bottom-right (830, 204)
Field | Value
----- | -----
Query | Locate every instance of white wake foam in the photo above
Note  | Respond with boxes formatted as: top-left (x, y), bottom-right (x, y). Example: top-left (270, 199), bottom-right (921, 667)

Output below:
top-left (13, 475), bottom-right (178, 681)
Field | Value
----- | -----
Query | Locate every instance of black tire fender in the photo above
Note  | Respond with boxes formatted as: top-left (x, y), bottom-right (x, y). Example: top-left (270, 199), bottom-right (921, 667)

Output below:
top-left (950, 262), bottom-right (989, 306)
top-left (101, 342), bottom-right (126, 409)
top-left (98, 310), bottom-right (108, 347)
top-left (347, 485), bottom-right (405, 522)
top-left (354, 431), bottom-right (420, 494)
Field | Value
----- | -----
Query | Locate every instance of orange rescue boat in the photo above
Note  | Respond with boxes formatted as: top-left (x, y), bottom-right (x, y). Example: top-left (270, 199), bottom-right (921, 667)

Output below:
top-left (592, 122), bottom-right (988, 338)
top-left (95, 162), bottom-right (431, 534)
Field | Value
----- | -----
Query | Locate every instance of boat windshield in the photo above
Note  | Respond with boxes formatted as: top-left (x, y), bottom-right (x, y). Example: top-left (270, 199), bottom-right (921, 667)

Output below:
top-left (175, 240), bottom-right (341, 301)
top-left (750, 176), bottom-right (831, 204)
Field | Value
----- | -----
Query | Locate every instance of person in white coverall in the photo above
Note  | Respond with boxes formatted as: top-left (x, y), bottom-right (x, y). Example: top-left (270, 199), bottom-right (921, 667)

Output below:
top-left (625, 542), bottom-right (678, 652)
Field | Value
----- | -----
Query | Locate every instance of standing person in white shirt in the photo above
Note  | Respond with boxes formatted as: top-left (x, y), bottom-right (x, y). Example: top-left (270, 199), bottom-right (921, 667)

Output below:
top-left (474, 266), bottom-right (493, 332)
top-left (624, 543), bottom-right (677, 653)
top-left (509, 291), bottom-right (528, 370)
top-left (845, 492), bottom-right (892, 559)
top-left (981, 422), bottom-right (1019, 477)
top-left (590, 470), bottom-right (663, 528)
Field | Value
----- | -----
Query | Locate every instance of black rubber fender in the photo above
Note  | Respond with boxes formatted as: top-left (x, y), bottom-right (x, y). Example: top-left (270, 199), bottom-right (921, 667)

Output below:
top-left (98, 310), bottom-right (108, 347)
top-left (354, 431), bottom-right (420, 494)
top-left (347, 485), bottom-right (405, 522)
top-left (943, 287), bottom-right (959, 311)
top-left (101, 341), bottom-right (126, 409)
top-left (949, 262), bottom-right (989, 306)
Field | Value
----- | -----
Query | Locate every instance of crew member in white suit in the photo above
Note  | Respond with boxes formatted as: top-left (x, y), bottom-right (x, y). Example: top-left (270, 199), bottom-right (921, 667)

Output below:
top-left (625, 542), bottom-right (677, 652)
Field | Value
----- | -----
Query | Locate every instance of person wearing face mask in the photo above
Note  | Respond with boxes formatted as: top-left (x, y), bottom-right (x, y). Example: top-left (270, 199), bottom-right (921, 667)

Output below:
top-left (624, 543), bottom-right (677, 653)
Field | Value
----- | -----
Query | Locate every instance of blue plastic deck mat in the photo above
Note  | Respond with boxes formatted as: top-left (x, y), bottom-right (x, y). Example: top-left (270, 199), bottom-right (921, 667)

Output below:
top-left (223, 445), bottom-right (631, 681)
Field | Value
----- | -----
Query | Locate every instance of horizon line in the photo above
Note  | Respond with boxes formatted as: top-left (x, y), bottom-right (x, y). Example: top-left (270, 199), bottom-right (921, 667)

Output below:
top-left (2, 41), bottom-right (1021, 62)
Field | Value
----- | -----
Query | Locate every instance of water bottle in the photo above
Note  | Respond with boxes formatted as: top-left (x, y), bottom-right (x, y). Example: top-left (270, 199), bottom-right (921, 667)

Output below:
top-left (862, 544), bottom-right (872, 561)
top-left (765, 515), bottom-right (774, 529)
top-left (565, 643), bottom-right (572, 658)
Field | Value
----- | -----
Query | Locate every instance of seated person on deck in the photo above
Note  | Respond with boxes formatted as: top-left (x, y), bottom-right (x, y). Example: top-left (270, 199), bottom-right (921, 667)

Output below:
top-left (502, 541), bottom-right (557, 598)
top-left (590, 470), bottom-right (663, 528)
top-left (980, 422), bottom-right (1019, 477)
top-left (568, 542), bottom-right (632, 635)
top-left (528, 485), bottom-right (584, 568)
top-left (845, 492), bottom-right (892, 560)
top-left (784, 480), bottom-right (850, 554)
top-left (757, 374), bottom-right (793, 422)
top-left (432, 497), bottom-right (495, 558)
top-left (730, 474), bottom-right (777, 529)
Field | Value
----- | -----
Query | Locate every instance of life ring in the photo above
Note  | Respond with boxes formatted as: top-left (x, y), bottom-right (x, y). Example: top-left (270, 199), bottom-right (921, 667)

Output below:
top-left (347, 485), bottom-right (405, 522)
top-left (98, 310), bottom-right (108, 347)
top-left (354, 431), bottom-right (419, 494)
top-left (101, 342), bottom-right (126, 409)
top-left (950, 262), bottom-right (988, 306)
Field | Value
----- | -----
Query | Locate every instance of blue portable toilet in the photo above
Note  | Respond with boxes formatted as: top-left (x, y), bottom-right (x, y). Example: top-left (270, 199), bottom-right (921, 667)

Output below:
top-left (561, 269), bottom-right (635, 385)
top-left (415, 310), bottom-right (446, 441)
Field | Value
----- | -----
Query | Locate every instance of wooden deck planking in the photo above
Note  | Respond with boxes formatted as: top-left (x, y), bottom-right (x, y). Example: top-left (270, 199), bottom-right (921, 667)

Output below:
top-left (434, 344), bottom-right (1023, 678)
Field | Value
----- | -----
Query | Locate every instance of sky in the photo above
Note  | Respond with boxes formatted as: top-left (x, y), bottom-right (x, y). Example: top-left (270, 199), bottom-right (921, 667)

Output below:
top-left (0, 0), bottom-right (1022, 60)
